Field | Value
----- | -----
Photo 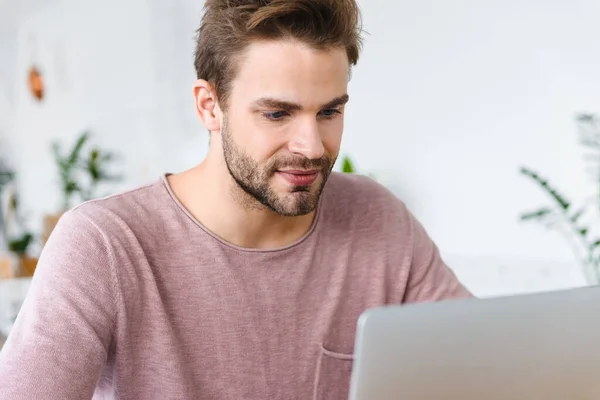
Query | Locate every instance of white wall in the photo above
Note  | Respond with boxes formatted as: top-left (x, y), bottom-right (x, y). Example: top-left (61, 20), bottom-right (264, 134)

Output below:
top-left (4, 0), bottom-right (207, 237)
top-left (1, 0), bottom-right (600, 297)
top-left (345, 0), bottom-right (600, 295)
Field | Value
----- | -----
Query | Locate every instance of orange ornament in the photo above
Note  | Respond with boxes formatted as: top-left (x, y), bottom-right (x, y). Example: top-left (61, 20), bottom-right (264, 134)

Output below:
top-left (28, 66), bottom-right (44, 101)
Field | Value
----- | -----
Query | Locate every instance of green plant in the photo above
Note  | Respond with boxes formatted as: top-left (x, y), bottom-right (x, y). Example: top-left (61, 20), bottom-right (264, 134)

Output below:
top-left (4, 192), bottom-right (35, 256)
top-left (52, 132), bottom-right (122, 209)
top-left (8, 233), bottom-right (33, 255)
top-left (0, 171), bottom-right (13, 188)
top-left (0, 158), bottom-right (14, 193)
top-left (519, 113), bottom-right (600, 283)
top-left (79, 147), bottom-right (122, 202)
top-left (52, 132), bottom-right (89, 210)
top-left (340, 155), bottom-right (377, 180)
top-left (341, 155), bottom-right (356, 173)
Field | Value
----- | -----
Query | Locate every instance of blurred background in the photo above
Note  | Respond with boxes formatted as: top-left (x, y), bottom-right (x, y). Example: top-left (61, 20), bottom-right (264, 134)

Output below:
top-left (1, 0), bottom-right (600, 339)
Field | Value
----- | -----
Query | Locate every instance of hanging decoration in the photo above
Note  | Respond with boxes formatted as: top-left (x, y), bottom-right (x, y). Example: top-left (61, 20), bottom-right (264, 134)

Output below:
top-left (26, 33), bottom-right (44, 102)
top-left (27, 66), bottom-right (44, 101)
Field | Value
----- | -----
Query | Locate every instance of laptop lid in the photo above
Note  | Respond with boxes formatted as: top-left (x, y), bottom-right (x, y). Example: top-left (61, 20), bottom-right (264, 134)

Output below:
top-left (349, 286), bottom-right (600, 400)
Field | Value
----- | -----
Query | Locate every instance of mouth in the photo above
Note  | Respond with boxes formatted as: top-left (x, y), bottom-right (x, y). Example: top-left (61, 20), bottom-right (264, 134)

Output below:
top-left (276, 169), bottom-right (320, 186)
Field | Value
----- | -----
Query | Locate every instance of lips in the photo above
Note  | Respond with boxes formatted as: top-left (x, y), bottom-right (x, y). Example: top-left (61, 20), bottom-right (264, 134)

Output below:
top-left (277, 170), bottom-right (320, 186)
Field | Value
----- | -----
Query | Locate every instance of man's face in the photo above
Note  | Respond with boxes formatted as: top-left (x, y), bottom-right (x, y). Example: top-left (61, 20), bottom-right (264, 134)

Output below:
top-left (220, 39), bottom-right (350, 217)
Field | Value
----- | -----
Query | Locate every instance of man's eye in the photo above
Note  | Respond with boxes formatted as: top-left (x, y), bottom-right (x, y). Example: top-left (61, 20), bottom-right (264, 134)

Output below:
top-left (319, 109), bottom-right (341, 118)
top-left (262, 111), bottom-right (289, 121)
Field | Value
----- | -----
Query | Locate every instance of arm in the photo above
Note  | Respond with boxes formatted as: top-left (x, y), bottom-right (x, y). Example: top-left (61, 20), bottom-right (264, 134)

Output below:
top-left (0, 209), bottom-right (118, 399)
top-left (403, 211), bottom-right (474, 303)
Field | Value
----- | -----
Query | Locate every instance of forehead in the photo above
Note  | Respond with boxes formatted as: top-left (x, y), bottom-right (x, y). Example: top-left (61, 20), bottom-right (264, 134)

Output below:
top-left (229, 39), bottom-right (350, 107)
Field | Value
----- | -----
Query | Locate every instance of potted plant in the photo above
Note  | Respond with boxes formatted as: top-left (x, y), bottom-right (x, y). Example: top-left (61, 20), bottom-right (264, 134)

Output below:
top-left (42, 132), bottom-right (89, 245)
top-left (53, 132), bottom-right (90, 211)
top-left (79, 145), bottom-right (122, 202)
top-left (0, 191), bottom-right (37, 278)
top-left (519, 113), bottom-right (600, 284)
top-left (8, 232), bottom-right (36, 277)
top-left (42, 132), bottom-right (122, 245)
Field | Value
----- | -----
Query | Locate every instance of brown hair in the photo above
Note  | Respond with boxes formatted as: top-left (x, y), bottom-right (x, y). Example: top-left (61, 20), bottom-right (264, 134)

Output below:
top-left (194, 0), bottom-right (363, 109)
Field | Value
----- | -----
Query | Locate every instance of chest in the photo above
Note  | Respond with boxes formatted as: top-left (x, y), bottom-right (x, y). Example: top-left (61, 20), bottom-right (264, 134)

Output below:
top-left (108, 237), bottom-right (408, 399)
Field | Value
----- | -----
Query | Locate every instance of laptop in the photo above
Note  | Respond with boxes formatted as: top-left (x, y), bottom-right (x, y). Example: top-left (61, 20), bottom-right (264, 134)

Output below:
top-left (348, 286), bottom-right (600, 400)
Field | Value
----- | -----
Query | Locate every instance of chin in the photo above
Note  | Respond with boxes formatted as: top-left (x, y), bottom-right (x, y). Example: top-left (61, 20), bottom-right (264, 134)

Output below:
top-left (281, 192), bottom-right (320, 215)
top-left (265, 177), bottom-right (325, 216)
top-left (276, 205), bottom-right (317, 218)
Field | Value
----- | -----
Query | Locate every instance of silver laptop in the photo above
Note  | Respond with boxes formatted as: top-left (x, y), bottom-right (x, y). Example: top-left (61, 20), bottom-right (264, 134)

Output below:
top-left (349, 286), bottom-right (600, 400)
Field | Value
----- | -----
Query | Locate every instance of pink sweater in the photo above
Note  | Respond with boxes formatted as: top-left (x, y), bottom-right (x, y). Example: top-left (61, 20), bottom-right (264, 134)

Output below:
top-left (0, 172), bottom-right (471, 399)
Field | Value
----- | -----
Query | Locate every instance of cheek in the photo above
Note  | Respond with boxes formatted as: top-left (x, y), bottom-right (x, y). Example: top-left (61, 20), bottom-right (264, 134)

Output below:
top-left (253, 132), bottom-right (290, 165)
top-left (227, 111), bottom-right (285, 159)
top-left (249, 120), bottom-right (300, 162)
top-left (321, 121), bottom-right (344, 156)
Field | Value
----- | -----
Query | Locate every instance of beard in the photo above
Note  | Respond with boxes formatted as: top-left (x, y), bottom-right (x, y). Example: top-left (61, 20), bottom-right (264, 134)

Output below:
top-left (221, 117), bottom-right (335, 217)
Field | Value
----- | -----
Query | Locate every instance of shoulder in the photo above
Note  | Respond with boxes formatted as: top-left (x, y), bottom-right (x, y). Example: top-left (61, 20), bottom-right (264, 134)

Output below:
top-left (57, 176), bottom-right (177, 241)
top-left (45, 177), bottom-right (174, 263)
top-left (71, 178), bottom-right (166, 223)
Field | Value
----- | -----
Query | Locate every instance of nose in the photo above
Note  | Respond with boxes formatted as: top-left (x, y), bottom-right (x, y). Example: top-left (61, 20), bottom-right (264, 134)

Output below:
top-left (287, 119), bottom-right (325, 160)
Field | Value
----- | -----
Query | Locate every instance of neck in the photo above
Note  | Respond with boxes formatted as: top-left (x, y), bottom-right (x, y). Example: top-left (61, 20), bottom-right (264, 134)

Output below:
top-left (167, 146), bottom-right (318, 249)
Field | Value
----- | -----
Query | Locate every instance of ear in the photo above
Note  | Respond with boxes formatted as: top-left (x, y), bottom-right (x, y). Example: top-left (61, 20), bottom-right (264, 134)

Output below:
top-left (193, 79), bottom-right (221, 132)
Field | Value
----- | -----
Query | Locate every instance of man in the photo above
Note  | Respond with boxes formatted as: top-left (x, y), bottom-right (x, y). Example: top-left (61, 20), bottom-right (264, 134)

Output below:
top-left (0, 0), bottom-right (472, 398)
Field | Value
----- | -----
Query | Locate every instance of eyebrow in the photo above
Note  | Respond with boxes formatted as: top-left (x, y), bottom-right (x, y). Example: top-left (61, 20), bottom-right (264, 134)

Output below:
top-left (322, 94), bottom-right (350, 110)
top-left (253, 94), bottom-right (350, 111)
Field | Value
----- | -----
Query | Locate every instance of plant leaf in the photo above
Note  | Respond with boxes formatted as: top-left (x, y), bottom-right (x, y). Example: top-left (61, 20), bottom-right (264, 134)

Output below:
top-left (520, 167), bottom-right (570, 210)
top-left (570, 207), bottom-right (586, 223)
top-left (520, 208), bottom-right (553, 221)
top-left (68, 132), bottom-right (89, 166)
top-left (342, 156), bottom-right (355, 173)
top-left (8, 233), bottom-right (33, 254)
